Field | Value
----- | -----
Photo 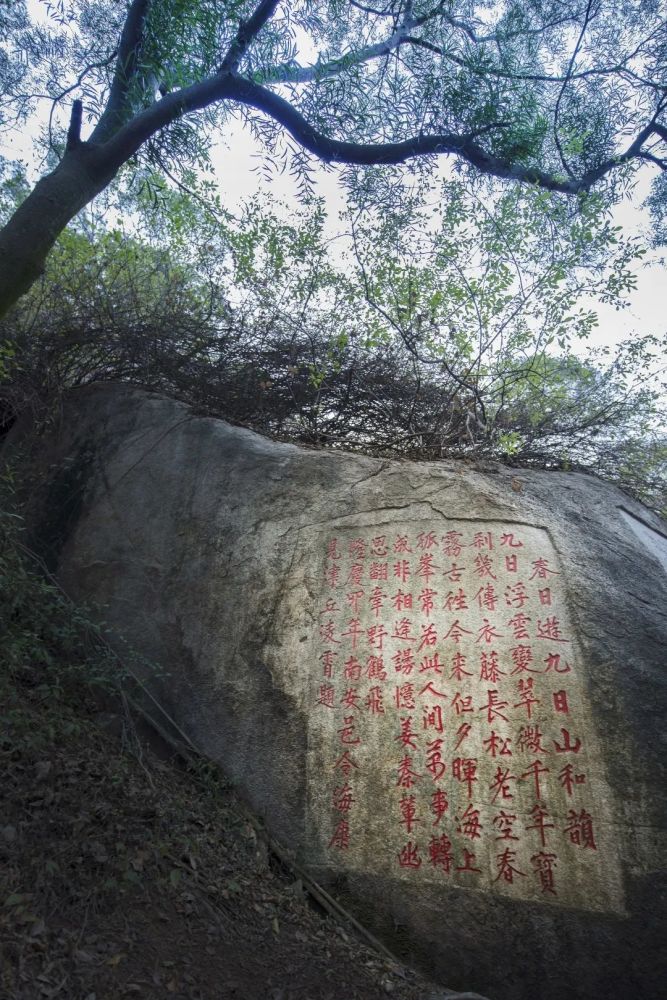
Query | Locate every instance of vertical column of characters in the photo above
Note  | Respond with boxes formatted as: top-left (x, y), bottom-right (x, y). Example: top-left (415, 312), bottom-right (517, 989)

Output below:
top-left (526, 552), bottom-right (596, 896)
top-left (453, 529), bottom-right (507, 879)
top-left (443, 531), bottom-right (504, 884)
top-left (429, 533), bottom-right (465, 874)
top-left (472, 529), bottom-right (530, 891)
top-left (392, 530), bottom-right (423, 870)
top-left (316, 537), bottom-right (362, 855)
top-left (339, 534), bottom-right (390, 741)
top-left (364, 533), bottom-right (414, 864)
top-left (364, 534), bottom-right (391, 717)
top-left (414, 527), bottom-right (448, 842)
top-left (390, 530), bottom-right (421, 869)
top-left (393, 530), bottom-right (448, 871)
top-left (391, 534), bottom-right (434, 870)
top-left (419, 528), bottom-right (462, 878)
top-left (471, 534), bottom-right (597, 899)
top-left (390, 527), bottom-right (418, 833)
top-left (507, 547), bottom-right (560, 895)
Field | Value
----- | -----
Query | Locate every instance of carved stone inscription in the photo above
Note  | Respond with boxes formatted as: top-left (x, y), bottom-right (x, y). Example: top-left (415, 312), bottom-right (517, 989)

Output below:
top-left (306, 521), bottom-right (622, 911)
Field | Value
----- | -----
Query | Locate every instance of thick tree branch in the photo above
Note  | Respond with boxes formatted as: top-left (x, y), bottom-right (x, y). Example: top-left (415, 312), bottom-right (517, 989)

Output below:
top-left (219, 0), bottom-right (281, 74)
top-left (206, 76), bottom-right (619, 192)
top-left (96, 67), bottom-right (667, 196)
top-left (92, 0), bottom-right (151, 142)
top-left (233, 79), bottom-right (667, 190)
top-left (94, 71), bottom-right (509, 180)
top-left (65, 99), bottom-right (82, 151)
top-left (96, 74), bottom-right (239, 173)
top-left (638, 150), bottom-right (667, 169)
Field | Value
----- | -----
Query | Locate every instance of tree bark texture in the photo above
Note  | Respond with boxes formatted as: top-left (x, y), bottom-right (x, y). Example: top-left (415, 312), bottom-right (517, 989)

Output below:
top-left (0, 147), bottom-right (115, 318)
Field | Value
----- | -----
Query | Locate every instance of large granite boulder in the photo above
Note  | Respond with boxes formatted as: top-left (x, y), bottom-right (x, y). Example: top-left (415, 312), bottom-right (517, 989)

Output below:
top-left (5, 384), bottom-right (666, 1000)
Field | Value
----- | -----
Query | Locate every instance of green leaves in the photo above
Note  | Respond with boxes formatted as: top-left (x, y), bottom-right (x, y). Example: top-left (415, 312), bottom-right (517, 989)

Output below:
top-left (1, 145), bottom-right (663, 512)
top-left (345, 177), bottom-right (643, 370)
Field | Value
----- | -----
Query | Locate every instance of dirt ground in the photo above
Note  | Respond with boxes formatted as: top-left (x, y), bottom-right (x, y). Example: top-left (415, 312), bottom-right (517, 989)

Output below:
top-left (0, 665), bottom-right (456, 1000)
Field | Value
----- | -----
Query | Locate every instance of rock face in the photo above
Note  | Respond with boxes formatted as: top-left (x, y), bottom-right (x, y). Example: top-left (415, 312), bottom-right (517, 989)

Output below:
top-left (6, 384), bottom-right (666, 1000)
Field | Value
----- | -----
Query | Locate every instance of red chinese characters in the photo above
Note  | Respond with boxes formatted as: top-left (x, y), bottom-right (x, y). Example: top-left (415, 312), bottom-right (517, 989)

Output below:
top-left (564, 809), bottom-right (597, 849)
top-left (314, 524), bottom-right (597, 899)
top-left (426, 739), bottom-right (447, 781)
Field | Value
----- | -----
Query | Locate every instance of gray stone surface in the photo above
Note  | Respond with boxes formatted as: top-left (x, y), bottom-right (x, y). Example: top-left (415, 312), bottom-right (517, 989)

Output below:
top-left (5, 383), bottom-right (666, 1000)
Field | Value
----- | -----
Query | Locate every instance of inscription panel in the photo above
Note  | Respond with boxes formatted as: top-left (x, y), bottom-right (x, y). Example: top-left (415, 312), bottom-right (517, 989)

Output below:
top-left (306, 521), bottom-right (623, 911)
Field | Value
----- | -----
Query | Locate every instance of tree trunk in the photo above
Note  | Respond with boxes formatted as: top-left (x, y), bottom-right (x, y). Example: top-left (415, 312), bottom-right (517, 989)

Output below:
top-left (0, 146), bottom-right (115, 319)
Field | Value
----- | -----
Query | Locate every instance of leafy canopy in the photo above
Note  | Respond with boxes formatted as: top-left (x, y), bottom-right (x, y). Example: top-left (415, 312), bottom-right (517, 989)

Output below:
top-left (1, 0), bottom-right (666, 210)
top-left (0, 2), bottom-right (664, 511)
top-left (1, 162), bottom-right (664, 513)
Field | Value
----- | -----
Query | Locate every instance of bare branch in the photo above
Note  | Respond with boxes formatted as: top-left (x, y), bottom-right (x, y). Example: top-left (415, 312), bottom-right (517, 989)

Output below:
top-left (414, 6), bottom-right (586, 44)
top-left (553, 0), bottom-right (598, 179)
top-left (402, 34), bottom-right (664, 87)
top-left (349, 1), bottom-right (396, 17)
top-left (259, 5), bottom-right (417, 84)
